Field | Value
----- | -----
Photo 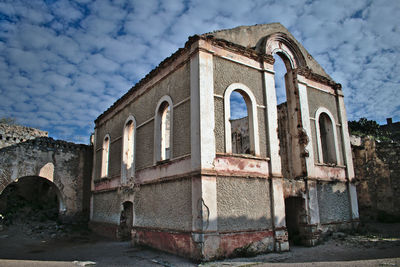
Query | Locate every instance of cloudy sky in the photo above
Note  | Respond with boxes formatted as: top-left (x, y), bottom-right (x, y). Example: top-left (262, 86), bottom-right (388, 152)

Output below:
top-left (0, 0), bottom-right (399, 143)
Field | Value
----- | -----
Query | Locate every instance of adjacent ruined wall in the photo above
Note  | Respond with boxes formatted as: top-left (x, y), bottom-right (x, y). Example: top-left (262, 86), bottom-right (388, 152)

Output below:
top-left (0, 137), bottom-right (92, 221)
top-left (0, 123), bottom-right (48, 149)
top-left (352, 136), bottom-right (400, 221)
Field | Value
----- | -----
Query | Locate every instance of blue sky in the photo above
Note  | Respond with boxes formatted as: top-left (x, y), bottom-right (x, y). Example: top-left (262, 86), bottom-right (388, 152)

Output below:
top-left (0, 0), bottom-right (399, 143)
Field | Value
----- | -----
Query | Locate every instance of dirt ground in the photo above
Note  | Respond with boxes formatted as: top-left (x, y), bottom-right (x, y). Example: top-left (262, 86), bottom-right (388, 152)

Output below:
top-left (0, 222), bottom-right (399, 267)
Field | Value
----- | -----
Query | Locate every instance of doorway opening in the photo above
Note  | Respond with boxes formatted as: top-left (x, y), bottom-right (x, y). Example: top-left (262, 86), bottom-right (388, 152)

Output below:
top-left (285, 196), bottom-right (306, 245)
top-left (118, 201), bottom-right (133, 240)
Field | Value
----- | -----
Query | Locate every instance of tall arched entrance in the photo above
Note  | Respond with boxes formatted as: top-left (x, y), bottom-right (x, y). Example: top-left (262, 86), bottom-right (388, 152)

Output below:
top-left (0, 176), bottom-right (65, 225)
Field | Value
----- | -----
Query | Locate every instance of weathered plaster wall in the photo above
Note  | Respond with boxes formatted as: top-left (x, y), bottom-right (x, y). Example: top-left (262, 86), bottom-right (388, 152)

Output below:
top-left (213, 56), bottom-right (267, 156)
top-left (307, 87), bottom-right (343, 164)
top-left (317, 182), bottom-right (351, 224)
top-left (91, 191), bottom-right (121, 224)
top-left (109, 138), bottom-right (122, 177)
top-left (352, 136), bottom-right (400, 220)
top-left (172, 101), bottom-right (191, 157)
top-left (217, 177), bottom-right (272, 231)
top-left (135, 178), bottom-right (192, 230)
top-left (135, 122), bottom-right (154, 170)
top-left (0, 137), bottom-right (92, 220)
top-left (214, 97), bottom-right (225, 153)
top-left (0, 123), bottom-right (48, 149)
top-left (94, 63), bottom-right (191, 179)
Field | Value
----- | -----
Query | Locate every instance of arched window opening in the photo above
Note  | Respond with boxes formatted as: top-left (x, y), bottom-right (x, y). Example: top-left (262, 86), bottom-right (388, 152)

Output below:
top-left (160, 104), bottom-right (171, 160)
top-left (274, 54), bottom-right (288, 105)
top-left (274, 52), bottom-right (293, 178)
top-left (122, 118), bottom-right (135, 183)
top-left (318, 113), bottom-right (337, 164)
top-left (154, 96), bottom-right (173, 163)
top-left (224, 83), bottom-right (259, 156)
top-left (101, 135), bottom-right (110, 178)
top-left (230, 91), bottom-right (250, 154)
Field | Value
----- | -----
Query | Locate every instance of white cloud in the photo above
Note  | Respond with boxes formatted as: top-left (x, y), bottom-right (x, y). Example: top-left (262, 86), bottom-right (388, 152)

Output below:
top-left (0, 0), bottom-right (399, 142)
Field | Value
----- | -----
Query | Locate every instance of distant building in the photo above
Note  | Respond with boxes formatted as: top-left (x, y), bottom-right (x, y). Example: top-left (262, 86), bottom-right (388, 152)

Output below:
top-left (381, 118), bottom-right (400, 141)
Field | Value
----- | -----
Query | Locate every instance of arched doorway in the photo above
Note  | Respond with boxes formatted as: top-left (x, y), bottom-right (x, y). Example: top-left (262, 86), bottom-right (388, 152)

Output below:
top-left (0, 176), bottom-right (65, 225)
top-left (118, 201), bottom-right (133, 241)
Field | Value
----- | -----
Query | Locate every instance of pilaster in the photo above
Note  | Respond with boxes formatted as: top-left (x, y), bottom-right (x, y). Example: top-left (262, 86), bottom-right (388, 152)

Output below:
top-left (190, 46), bottom-right (218, 257)
top-left (337, 92), bottom-right (359, 220)
top-left (262, 63), bottom-right (282, 177)
top-left (297, 78), bottom-right (315, 178)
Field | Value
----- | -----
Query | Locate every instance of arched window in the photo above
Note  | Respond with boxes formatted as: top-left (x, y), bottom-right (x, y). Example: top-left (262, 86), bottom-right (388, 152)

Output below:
top-left (101, 134), bottom-right (110, 178)
top-left (154, 96), bottom-right (173, 163)
top-left (224, 83), bottom-right (259, 156)
top-left (315, 108), bottom-right (340, 165)
top-left (122, 116), bottom-right (136, 183)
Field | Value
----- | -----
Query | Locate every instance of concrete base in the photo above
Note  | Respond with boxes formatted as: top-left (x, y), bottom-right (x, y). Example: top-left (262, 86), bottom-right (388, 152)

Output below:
top-left (274, 229), bottom-right (289, 252)
top-left (300, 224), bottom-right (321, 246)
top-left (89, 221), bottom-right (119, 240)
top-left (131, 227), bottom-right (277, 260)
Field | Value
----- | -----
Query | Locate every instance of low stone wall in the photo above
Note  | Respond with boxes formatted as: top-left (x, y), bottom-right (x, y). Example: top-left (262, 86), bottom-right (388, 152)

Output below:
top-left (352, 136), bottom-right (400, 221)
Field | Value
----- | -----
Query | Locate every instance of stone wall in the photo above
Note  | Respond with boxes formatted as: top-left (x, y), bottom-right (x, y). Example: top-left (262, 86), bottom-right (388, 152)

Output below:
top-left (352, 136), bottom-right (400, 221)
top-left (0, 137), bottom-right (92, 221)
top-left (0, 123), bottom-right (48, 149)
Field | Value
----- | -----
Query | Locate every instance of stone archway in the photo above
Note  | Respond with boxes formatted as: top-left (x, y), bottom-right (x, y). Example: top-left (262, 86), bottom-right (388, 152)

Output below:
top-left (0, 137), bottom-right (92, 221)
top-left (0, 176), bottom-right (66, 224)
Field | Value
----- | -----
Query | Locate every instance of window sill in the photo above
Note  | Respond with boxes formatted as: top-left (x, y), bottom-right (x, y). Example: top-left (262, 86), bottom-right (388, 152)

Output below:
top-left (315, 163), bottom-right (346, 168)
top-left (216, 152), bottom-right (270, 161)
top-left (156, 159), bottom-right (171, 166)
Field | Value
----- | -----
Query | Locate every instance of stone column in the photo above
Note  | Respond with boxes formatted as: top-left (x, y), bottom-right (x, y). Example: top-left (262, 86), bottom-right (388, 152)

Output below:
top-left (297, 76), bottom-right (320, 246)
top-left (190, 44), bottom-right (218, 259)
top-left (262, 62), bottom-right (288, 251)
top-left (90, 128), bottom-right (98, 221)
top-left (337, 91), bottom-right (359, 222)
top-left (297, 78), bottom-right (315, 178)
top-left (271, 178), bottom-right (289, 251)
top-left (262, 62), bottom-right (282, 177)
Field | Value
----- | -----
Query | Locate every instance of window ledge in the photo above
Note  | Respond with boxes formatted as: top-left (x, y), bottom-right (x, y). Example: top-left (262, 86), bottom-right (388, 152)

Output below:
top-left (156, 159), bottom-right (171, 166)
top-left (216, 152), bottom-right (270, 161)
top-left (315, 163), bottom-right (346, 168)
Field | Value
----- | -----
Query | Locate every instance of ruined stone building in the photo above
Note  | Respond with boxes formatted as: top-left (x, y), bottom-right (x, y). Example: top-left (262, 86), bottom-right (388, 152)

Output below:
top-left (89, 23), bottom-right (359, 260)
top-left (0, 123), bottom-right (92, 222)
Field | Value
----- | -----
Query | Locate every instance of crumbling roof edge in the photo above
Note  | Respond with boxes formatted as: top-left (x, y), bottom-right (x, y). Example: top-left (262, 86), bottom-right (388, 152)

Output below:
top-left (95, 31), bottom-right (340, 125)
top-left (95, 35), bottom-right (275, 124)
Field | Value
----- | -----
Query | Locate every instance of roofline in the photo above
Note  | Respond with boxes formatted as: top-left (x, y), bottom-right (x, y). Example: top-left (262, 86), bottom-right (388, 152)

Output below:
top-left (95, 33), bottom-right (340, 125)
top-left (94, 35), bottom-right (274, 125)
